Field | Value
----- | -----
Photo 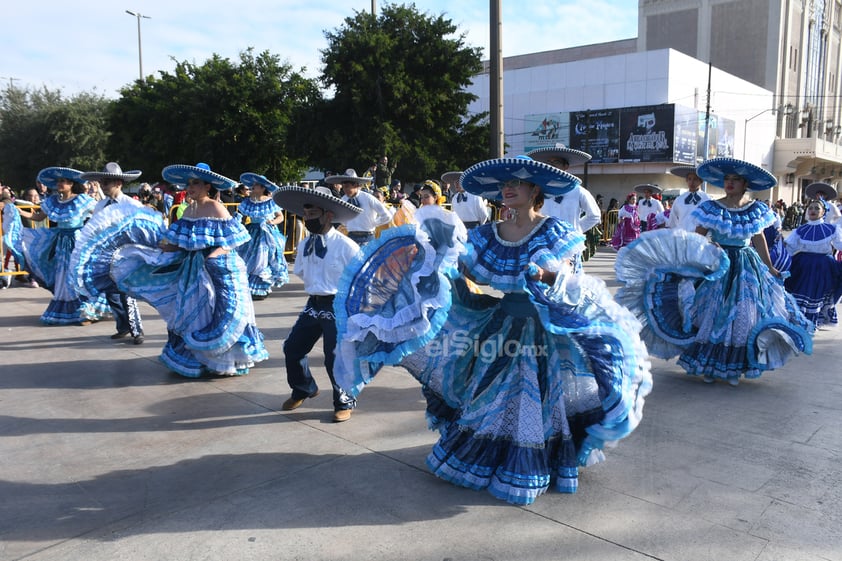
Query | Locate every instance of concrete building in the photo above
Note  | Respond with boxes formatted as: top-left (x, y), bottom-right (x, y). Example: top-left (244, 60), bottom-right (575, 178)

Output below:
top-left (468, 0), bottom-right (842, 204)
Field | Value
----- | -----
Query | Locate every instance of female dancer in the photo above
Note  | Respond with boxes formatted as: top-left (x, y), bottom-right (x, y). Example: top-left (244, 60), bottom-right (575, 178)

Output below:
top-left (616, 157), bottom-right (812, 386)
top-left (75, 163), bottom-right (268, 377)
top-left (236, 173), bottom-right (289, 300)
top-left (334, 156), bottom-right (651, 505)
top-left (610, 192), bottom-right (640, 250)
top-left (12, 167), bottom-right (107, 325)
top-left (784, 199), bottom-right (842, 328)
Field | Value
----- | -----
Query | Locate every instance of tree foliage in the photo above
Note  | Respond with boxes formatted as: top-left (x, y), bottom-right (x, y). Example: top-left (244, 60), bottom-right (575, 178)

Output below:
top-left (0, 86), bottom-right (110, 190)
top-left (307, 2), bottom-right (490, 181)
top-left (107, 49), bottom-right (322, 184)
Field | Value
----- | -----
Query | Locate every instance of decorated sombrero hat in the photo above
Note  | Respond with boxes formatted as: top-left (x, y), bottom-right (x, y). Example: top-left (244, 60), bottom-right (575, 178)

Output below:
top-left (272, 185), bottom-right (362, 223)
top-left (526, 143), bottom-right (592, 167)
top-left (804, 181), bottom-right (838, 199)
top-left (161, 162), bottom-right (237, 191)
top-left (668, 166), bottom-right (700, 179)
top-left (239, 172), bottom-right (280, 193)
top-left (80, 162), bottom-right (142, 183)
top-left (37, 167), bottom-right (86, 190)
top-left (324, 168), bottom-right (372, 185)
top-left (440, 171), bottom-right (463, 187)
top-left (633, 183), bottom-right (663, 195)
top-left (460, 156), bottom-right (580, 200)
top-left (696, 157), bottom-right (777, 191)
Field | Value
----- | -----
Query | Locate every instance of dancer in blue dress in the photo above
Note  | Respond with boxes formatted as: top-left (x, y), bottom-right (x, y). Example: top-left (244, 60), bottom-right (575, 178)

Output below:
top-left (236, 173), bottom-right (289, 300)
top-left (10, 167), bottom-right (108, 325)
top-left (73, 163), bottom-right (268, 378)
top-left (616, 157), bottom-right (812, 387)
top-left (334, 156), bottom-right (652, 505)
top-left (784, 198), bottom-right (842, 328)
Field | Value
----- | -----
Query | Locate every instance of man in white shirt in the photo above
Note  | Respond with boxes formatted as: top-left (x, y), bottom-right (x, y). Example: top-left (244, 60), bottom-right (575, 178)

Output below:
top-left (80, 162), bottom-right (145, 344)
top-left (273, 186), bottom-right (362, 423)
top-left (805, 182), bottom-right (842, 224)
top-left (441, 171), bottom-right (489, 229)
top-left (327, 168), bottom-right (391, 246)
top-left (634, 184), bottom-right (665, 231)
top-left (668, 166), bottom-right (710, 232)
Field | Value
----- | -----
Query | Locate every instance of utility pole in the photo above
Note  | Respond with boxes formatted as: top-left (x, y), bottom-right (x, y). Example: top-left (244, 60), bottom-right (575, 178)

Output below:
top-left (489, 0), bottom-right (504, 157)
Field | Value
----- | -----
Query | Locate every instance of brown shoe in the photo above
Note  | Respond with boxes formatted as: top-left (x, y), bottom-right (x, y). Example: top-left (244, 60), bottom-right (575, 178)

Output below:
top-left (281, 390), bottom-right (319, 411)
top-left (332, 409), bottom-right (352, 423)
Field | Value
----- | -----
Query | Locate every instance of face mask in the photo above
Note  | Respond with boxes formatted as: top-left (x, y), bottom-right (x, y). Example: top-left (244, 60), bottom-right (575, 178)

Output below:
top-left (304, 217), bottom-right (324, 234)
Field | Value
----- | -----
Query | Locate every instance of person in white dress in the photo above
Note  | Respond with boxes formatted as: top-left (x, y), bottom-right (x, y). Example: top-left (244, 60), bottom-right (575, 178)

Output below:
top-left (634, 184), bottom-right (664, 231)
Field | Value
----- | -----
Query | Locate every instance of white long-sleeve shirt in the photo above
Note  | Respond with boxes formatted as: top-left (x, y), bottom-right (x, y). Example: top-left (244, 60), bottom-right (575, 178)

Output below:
top-left (540, 185), bottom-right (601, 233)
top-left (668, 190), bottom-right (710, 231)
top-left (342, 190), bottom-right (392, 233)
top-left (450, 190), bottom-right (489, 224)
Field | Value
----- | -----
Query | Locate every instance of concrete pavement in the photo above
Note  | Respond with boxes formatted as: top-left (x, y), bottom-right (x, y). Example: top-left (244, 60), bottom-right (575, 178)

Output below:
top-left (0, 247), bottom-right (840, 561)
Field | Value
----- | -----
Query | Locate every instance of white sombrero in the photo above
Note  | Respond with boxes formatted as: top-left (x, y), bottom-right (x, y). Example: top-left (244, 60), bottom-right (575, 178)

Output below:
top-left (526, 143), bottom-right (592, 167)
top-left (696, 157), bottom-right (777, 191)
top-left (161, 162), bottom-right (237, 191)
top-left (239, 172), bottom-right (281, 193)
top-left (460, 156), bottom-right (580, 200)
top-left (324, 168), bottom-right (372, 185)
top-left (804, 182), bottom-right (838, 199)
top-left (272, 186), bottom-right (362, 223)
top-left (37, 167), bottom-right (86, 190)
top-left (80, 162), bottom-right (142, 183)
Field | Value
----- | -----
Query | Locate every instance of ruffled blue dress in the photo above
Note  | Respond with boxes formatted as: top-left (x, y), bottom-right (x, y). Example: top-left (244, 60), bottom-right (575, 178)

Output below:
top-left (335, 209), bottom-right (652, 505)
top-left (235, 198), bottom-right (289, 297)
top-left (11, 193), bottom-right (109, 324)
top-left (784, 219), bottom-right (842, 328)
top-left (74, 205), bottom-right (269, 377)
top-left (615, 200), bottom-right (812, 382)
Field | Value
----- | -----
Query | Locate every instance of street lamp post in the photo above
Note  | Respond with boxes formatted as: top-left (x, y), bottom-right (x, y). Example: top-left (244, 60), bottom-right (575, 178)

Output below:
top-left (125, 10), bottom-right (151, 81)
top-left (743, 103), bottom-right (794, 160)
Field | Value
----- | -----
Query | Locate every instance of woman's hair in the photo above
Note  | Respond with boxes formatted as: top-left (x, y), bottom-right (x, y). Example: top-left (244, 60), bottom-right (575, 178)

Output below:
top-left (71, 181), bottom-right (87, 195)
top-left (532, 190), bottom-right (544, 211)
top-left (420, 180), bottom-right (444, 205)
top-left (625, 192), bottom-right (637, 204)
top-left (806, 198), bottom-right (827, 217)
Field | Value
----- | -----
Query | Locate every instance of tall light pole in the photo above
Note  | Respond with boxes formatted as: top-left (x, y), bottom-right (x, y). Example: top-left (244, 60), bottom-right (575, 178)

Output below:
top-left (125, 10), bottom-right (151, 81)
top-left (743, 103), bottom-right (794, 159)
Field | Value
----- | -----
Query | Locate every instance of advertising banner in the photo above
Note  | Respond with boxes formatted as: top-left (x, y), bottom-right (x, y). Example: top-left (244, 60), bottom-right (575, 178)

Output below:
top-left (619, 104), bottom-right (675, 162)
top-left (523, 113), bottom-right (569, 154)
top-left (569, 109), bottom-right (620, 163)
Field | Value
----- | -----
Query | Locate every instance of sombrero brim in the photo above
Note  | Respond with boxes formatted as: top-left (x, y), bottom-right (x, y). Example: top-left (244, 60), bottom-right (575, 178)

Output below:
top-left (526, 146), bottom-right (592, 167)
top-left (37, 167), bottom-right (86, 190)
top-left (696, 157), bottom-right (777, 191)
top-left (272, 186), bottom-right (362, 223)
top-left (460, 157), bottom-right (580, 200)
top-left (324, 175), bottom-right (372, 185)
top-left (162, 164), bottom-right (237, 191)
top-left (240, 172), bottom-right (280, 193)
top-left (805, 182), bottom-right (838, 199)
top-left (633, 184), bottom-right (663, 195)
top-left (79, 170), bottom-right (142, 183)
top-left (668, 166), bottom-right (699, 179)
top-left (440, 171), bottom-right (463, 186)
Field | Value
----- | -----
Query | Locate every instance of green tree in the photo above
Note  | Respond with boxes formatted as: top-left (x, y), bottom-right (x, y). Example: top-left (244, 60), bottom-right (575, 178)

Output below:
top-left (307, 2), bottom-right (490, 181)
top-left (108, 49), bottom-right (322, 184)
top-left (0, 86), bottom-right (110, 191)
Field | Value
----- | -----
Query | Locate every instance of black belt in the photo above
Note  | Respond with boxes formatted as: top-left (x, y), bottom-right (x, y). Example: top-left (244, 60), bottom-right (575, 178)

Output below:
top-left (309, 294), bottom-right (336, 305)
top-left (348, 231), bottom-right (374, 236)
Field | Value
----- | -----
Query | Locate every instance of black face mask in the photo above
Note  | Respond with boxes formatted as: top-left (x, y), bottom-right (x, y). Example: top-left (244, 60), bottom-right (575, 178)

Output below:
top-left (304, 217), bottom-right (324, 234)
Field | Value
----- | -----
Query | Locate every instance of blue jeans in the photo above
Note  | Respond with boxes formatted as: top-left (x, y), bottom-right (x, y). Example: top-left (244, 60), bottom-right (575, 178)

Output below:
top-left (106, 292), bottom-right (143, 336)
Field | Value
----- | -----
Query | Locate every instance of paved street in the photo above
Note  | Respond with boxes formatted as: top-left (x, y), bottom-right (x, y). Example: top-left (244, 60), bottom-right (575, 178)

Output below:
top-left (0, 248), bottom-right (840, 561)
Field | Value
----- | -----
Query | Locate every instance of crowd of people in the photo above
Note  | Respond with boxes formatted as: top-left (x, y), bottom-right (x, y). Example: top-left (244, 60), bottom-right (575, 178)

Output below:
top-left (1, 149), bottom-right (840, 506)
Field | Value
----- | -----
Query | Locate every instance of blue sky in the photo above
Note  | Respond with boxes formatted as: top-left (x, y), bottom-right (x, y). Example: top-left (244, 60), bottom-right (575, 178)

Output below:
top-left (2, 1), bottom-right (638, 98)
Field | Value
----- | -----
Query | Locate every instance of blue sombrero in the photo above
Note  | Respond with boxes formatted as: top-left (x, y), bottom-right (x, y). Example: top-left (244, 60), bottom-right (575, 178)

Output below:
top-left (37, 167), bottom-right (86, 190)
top-left (161, 162), bottom-right (237, 191)
top-left (696, 157), bottom-right (777, 191)
top-left (239, 172), bottom-right (280, 193)
top-left (460, 156), bottom-right (581, 200)
top-left (526, 144), bottom-right (592, 167)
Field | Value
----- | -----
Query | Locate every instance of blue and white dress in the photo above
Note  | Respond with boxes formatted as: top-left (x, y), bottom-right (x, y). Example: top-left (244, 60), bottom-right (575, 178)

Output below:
top-left (235, 197), bottom-right (289, 297)
top-left (784, 219), bottom-right (842, 328)
top-left (10, 193), bottom-right (109, 324)
top-left (74, 205), bottom-right (269, 377)
top-left (616, 200), bottom-right (812, 382)
top-left (335, 208), bottom-right (652, 505)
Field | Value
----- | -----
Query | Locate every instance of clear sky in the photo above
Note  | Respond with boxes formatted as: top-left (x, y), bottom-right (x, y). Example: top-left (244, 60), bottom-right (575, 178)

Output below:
top-left (2, 1), bottom-right (638, 98)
